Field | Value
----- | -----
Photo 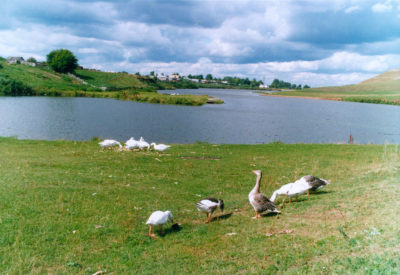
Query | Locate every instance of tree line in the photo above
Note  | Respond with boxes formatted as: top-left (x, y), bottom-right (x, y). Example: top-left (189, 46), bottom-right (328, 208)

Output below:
top-left (269, 79), bottom-right (310, 89)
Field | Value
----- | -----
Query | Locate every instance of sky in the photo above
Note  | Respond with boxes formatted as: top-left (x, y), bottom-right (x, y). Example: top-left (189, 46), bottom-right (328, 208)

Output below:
top-left (1, 0), bottom-right (400, 87)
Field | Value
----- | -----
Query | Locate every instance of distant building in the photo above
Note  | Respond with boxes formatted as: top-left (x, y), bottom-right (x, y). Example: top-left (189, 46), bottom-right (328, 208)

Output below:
top-left (158, 75), bottom-right (167, 81)
top-left (7, 57), bottom-right (24, 64)
top-left (7, 57), bottom-right (36, 67)
top-left (168, 74), bottom-right (180, 81)
top-left (259, 84), bottom-right (269, 89)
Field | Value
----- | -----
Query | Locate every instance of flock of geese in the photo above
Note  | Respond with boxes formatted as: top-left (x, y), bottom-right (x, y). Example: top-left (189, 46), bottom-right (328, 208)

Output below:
top-left (99, 137), bottom-right (171, 152)
top-left (146, 170), bottom-right (330, 238)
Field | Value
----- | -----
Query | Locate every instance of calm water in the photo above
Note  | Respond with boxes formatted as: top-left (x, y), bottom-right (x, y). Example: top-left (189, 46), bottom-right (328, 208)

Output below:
top-left (0, 89), bottom-right (399, 144)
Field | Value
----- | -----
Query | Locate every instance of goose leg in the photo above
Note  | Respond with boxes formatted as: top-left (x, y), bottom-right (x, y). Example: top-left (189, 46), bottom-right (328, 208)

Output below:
top-left (204, 213), bottom-right (209, 223)
top-left (280, 195), bottom-right (288, 209)
top-left (252, 212), bottom-right (260, 219)
top-left (205, 213), bottom-right (211, 224)
top-left (148, 226), bottom-right (156, 239)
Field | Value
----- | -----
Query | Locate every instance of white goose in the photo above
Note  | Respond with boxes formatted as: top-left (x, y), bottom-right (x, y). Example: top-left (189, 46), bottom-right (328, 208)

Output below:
top-left (138, 137), bottom-right (150, 150)
top-left (125, 137), bottom-right (139, 150)
top-left (270, 180), bottom-right (311, 206)
top-left (145, 210), bottom-right (174, 239)
top-left (151, 143), bottom-right (171, 152)
top-left (99, 139), bottom-right (122, 149)
top-left (196, 197), bottom-right (224, 223)
top-left (249, 170), bottom-right (280, 219)
top-left (270, 175), bottom-right (329, 206)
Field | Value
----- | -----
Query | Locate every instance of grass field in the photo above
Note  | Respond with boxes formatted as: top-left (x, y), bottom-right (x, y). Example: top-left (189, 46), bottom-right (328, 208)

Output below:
top-left (264, 69), bottom-right (400, 105)
top-left (0, 138), bottom-right (399, 274)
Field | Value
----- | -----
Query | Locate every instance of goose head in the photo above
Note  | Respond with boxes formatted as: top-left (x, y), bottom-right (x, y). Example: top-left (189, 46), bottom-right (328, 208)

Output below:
top-left (252, 170), bottom-right (262, 176)
top-left (165, 210), bottom-right (174, 222)
top-left (218, 199), bottom-right (224, 213)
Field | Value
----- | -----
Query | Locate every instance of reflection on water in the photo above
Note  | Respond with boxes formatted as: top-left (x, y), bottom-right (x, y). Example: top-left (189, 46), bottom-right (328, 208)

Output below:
top-left (0, 89), bottom-right (399, 144)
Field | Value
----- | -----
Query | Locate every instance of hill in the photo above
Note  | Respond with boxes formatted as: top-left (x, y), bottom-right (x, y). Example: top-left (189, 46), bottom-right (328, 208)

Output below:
top-left (264, 69), bottom-right (400, 105)
top-left (0, 59), bottom-right (220, 105)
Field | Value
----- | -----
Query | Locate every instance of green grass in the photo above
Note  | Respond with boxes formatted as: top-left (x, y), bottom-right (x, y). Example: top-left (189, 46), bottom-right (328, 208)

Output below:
top-left (0, 138), bottom-right (399, 273)
top-left (264, 69), bottom-right (400, 105)
top-left (0, 60), bottom-right (220, 106)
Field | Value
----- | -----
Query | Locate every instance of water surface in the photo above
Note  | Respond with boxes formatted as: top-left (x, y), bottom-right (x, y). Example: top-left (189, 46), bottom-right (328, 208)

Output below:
top-left (0, 89), bottom-right (399, 144)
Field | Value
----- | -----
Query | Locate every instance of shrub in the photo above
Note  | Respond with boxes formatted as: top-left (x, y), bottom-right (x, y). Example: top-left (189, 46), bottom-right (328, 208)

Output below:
top-left (47, 49), bottom-right (78, 73)
top-left (0, 77), bottom-right (34, 96)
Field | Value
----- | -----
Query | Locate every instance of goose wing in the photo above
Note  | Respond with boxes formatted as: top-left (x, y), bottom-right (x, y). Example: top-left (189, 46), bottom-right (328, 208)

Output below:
top-left (253, 193), bottom-right (279, 213)
top-left (196, 198), bottom-right (218, 213)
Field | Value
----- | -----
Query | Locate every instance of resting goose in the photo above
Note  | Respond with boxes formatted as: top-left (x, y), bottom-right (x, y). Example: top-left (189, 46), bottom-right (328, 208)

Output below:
top-left (125, 137), bottom-right (139, 150)
top-left (196, 197), bottom-right (224, 223)
top-left (151, 143), bottom-right (171, 152)
top-left (145, 210), bottom-right (174, 239)
top-left (248, 170), bottom-right (280, 219)
top-left (99, 139), bottom-right (122, 149)
top-left (138, 137), bottom-right (150, 150)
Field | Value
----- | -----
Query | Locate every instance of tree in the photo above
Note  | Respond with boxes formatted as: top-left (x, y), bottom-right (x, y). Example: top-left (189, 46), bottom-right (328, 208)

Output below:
top-left (206, 74), bottom-right (213, 81)
top-left (47, 49), bottom-right (78, 73)
top-left (303, 84), bottom-right (310, 89)
top-left (27, 57), bottom-right (37, 63)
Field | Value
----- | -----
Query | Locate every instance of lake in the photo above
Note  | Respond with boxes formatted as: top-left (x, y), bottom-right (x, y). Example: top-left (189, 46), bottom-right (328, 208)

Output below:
top-left (0, 89), bottom-right (399, 144)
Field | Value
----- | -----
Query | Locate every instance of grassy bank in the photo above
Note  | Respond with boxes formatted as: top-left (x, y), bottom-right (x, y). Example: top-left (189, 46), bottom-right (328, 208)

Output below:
top-left (0, 60), bottom-right (222, 106)
top-left (263, 69), bottom-right (400, 106)
top-left (0, 138), bottom-right (399, 273)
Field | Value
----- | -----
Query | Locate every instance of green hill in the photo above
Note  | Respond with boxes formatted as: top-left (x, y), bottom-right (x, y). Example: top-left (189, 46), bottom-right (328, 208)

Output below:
top-left (265, 69), bottom-right (400, 105)
top-left (0, 58), bottom-right (219, 105)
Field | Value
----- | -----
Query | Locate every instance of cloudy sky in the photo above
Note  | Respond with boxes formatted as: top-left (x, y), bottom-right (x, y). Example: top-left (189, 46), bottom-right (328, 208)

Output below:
top-left (1, 0), bottom-right (399, 87)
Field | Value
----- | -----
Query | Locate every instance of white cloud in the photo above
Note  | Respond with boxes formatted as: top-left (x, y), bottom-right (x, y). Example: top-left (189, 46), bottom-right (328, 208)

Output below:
top-left (345, 5), bottom-right (361, 13)
top-left (372, 2), bottom-right (392, 12)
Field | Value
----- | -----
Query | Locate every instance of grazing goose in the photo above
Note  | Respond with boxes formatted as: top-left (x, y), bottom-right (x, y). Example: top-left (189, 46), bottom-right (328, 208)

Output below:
top-left (151, 143), bottom-right (171, 152)
top-left (300, 175), bottom-right (330, 194)
top-left (248, 170), bottom-right (280, 219)
top-left (196, 197), bottom-right (224, 223)
top-left (138, 137), bottom-right (150, 150)
top-left (99, 139), bottom-right (122, 149)
top-left (145, 210), bottom-right (174, 239)
top-left (270, 180), bottom-right (311, 206)
top-left (125, 137), bottom-right (139, 150)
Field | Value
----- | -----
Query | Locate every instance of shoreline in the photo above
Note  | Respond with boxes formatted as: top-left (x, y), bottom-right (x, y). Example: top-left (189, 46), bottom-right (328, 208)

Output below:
top-left (261, 93), bottom-right (342, 102)
top-left (261, 92), bottom-right (400, 106)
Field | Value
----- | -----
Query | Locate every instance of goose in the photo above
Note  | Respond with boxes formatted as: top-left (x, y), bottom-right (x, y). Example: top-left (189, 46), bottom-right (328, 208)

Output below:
top-left (138, 137), bottom-right (150, 150)
top-left (151, 143), bottom-right (171, 152)
top-left (248, 170), bottom-right (280, 219)
top-left (270, 175), bottom-right (330, 206)
top-left (99, 139), bottom-right (122, 149)
top-left (125, 137), bottom-right (139, 150)
top-left (196, 197), bottom-right (224, 223)
top-left (300, 175), bottom-right (330, 194)
top-left (269, 180), bottom-right (311, 206)
top-left (145, 210), bottom-right (174, 239)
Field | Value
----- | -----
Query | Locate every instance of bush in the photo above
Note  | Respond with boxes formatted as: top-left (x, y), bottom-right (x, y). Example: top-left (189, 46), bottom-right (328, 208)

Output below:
top-left (0, 77), bottom-right (34, 96)
top-left (47, 49), bottom-right (78, 73)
